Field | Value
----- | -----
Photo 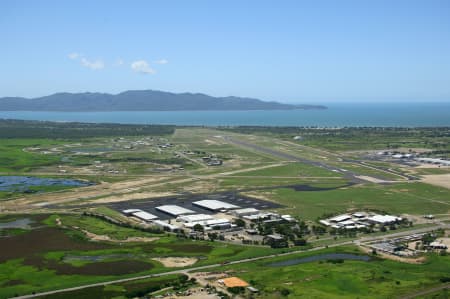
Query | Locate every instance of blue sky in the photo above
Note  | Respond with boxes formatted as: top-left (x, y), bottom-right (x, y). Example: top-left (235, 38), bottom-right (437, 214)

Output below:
top-left (1, 0), bottom-right (450, 103)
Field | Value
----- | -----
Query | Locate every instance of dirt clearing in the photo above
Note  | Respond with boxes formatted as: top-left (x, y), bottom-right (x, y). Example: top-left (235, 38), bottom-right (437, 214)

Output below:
top-left (82, 230), bottom-right (159, 243)
top-left (152, 257), bottom-right (198, 267)
top-left (421, 174), bottom-right (450, 189)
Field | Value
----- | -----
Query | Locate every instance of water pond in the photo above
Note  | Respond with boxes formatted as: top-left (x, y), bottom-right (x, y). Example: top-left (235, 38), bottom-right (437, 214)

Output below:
top-left (0, 218), bottom-right (33, 229)
top-left (63, 253), bottom-right (136, 263)
top-left (0, 176), bottom-right (93, 192)
top-left (268, 253), bottom-right (371, 267)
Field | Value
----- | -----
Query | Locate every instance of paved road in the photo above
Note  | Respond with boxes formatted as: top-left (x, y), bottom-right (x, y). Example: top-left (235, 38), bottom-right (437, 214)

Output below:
top-left (12, 224), bottom-right (447, 299)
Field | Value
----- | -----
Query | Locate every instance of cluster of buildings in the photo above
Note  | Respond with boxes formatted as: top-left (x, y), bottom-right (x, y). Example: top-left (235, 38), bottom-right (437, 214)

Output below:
top-left (368, 233), bottom-right (448, 257)
top-left (415, 157), bottom-right (450, 167)
top-left (377, 151), bottom-right (450, 167)
top-left (202, 156), bottom-right (223, 166)
top-left (121, 199), bottom-right (295, 235)
top-left (122, 200), bottom-right (240, 232)
top-left (320, 212), bottom-right (402, 230)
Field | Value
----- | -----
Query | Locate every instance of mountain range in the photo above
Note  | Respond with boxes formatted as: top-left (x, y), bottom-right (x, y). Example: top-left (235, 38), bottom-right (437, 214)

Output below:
top-left (0, 90), bottom-right (326, 111)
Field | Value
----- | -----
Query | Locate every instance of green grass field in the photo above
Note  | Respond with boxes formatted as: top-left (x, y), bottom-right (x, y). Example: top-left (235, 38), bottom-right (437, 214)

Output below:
top-left (0, 214), bottom-right (278, 298)
top-left (0, 139), bottom-right (63, 172)
top-left (210, 246), bottom-right (450, 299)
top-left (236, 162), bottom-right (343, 177)
top-left (1, 126), bottom-right (449, 298)
top-left (262, 182), bottom-right (450, 220)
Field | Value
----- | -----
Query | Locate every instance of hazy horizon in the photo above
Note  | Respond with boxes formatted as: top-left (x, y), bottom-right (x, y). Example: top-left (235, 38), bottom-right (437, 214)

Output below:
top-left (1, 89), bottom-right (450, 105)
top-left (2, 0), bottom-right (450, 103)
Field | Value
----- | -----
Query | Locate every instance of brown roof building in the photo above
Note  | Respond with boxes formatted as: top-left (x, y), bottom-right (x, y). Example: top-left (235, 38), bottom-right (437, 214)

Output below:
top-left (219, 277), bottom-right (249, 288)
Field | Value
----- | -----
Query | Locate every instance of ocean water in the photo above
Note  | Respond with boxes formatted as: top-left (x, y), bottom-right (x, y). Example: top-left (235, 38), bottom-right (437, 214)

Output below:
top-left (0, 102), bottom-right (449, 127)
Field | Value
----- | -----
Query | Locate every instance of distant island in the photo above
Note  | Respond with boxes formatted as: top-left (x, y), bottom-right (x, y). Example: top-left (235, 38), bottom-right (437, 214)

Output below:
top-left (0, 90), bottom-right (326, 111)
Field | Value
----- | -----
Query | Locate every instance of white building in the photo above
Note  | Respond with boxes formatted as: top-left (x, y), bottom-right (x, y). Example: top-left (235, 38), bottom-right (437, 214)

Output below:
top-left (177, 214), bottom-right (214, 223)
top-left (367, 215), bottom-right (401, 224)
top-left (330, 214), bottom-right (351, 223)
top-left (132, 211), bottom-right (158, 222)
top-left (153, 220), bottom-right (180, 231)
top-left (352, 212), bottom-right (366, 218)
top-left (156, 205), bottom-right (195, 217)
top-left (416, 157), bottom-right (450, 166)
top-left (429, 241), bottom-right (448, 250)
top-left (281, 215), bottom-right (296, 222)
top-left (193, 199), bottom-right (240, 211)
top-left (243, 212), bottom-right (278, 221)
top-left (340, 220), bottom-right (355, 226)
top-left (232, 208), bottom-right (259, 217)
top-left (184, 218), bottom-right (231, 230)
top-left (320, 220), bottom-right (331, 226)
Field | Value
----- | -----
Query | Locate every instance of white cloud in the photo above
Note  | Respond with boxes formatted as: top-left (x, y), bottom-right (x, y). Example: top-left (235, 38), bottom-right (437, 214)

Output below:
top-left (154, 59), bottom-right (168, 65)
top-left (67, 53), bottom-right (165, 73)
top-left (68, 52), bottom-right (80, 60)
top-left (68, 52), bottom-right (104, 70)
top-left (114, 58), bottom-right (124, 66)
top-left (131, 60), bottom-right (155, 74)
top-left (80, 57), bottom-right (105, 70)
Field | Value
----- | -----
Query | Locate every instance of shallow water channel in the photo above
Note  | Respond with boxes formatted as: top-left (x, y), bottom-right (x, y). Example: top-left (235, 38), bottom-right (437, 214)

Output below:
top-left (63, 253), bottom-right (136, 263)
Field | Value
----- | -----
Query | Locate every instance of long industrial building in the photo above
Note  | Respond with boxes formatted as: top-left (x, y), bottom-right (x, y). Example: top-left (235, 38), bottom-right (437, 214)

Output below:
top-left (131, 211), bottom-right (158, 222)
top-left (156, 205), bottom-right (195, 217)
top-left (193, 199), bottom-right (240, 211)
top-left (184, 218), bottom-right (232, 230)
top-left (152, 220), bottom-right (180, 231)
top-left (177, 214), bottom-right (214, 223)
top-left (232, 208), bottom-right (260, 217)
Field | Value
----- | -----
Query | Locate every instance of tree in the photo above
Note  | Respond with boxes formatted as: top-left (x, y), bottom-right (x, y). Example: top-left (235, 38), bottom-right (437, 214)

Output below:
top-left (233, 218), bottom-right (246, 228)
top-left (280, 288), bottom-right (290, 296)
top-left (193, 224), bottom-right (204, 232)
top-left (294, 239), bottom-right (307, 246)
top-left (421, 233), bottom-right (435, 245)
top-left (208, 232), bottom-right (218, 241)
top-left (227, 287), bottom-right (245, 294)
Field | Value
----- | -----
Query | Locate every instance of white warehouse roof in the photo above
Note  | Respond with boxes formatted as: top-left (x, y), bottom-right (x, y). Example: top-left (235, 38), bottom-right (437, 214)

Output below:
top-left (340, 220), bottom-right (355, 226)
top-left (177, 214), bottom-right (214, 223)
top-left (184, 218), bottom-right (230, 228)
top-left (352, 212), bottom-right (366, 218)
top-left (243, 212), bottom-right (277, 221)
top-left (132, 211), bottom-right (158, 221)
top-left (368, 215), bottom-right (401, 224)
top-left (281, 215), bottom-right (296, 222)
top-left (156, 205), bottom-right (195, 216)
top-left (330, 214), bottom-right (351, 222)
top-left (232, 208), bottom-right (259, 216)
top-left (193, 199), bottom-right (239, 211)
top-left (320, 220), bottom-right (331, 226)
top-left (416, 157), bottom-right (450, 166)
